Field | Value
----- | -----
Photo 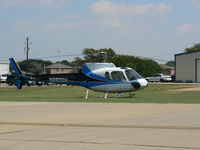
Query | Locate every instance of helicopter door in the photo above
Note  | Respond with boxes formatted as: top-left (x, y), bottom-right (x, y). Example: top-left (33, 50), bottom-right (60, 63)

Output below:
top-left (111, 71), bottom-right (126, 81)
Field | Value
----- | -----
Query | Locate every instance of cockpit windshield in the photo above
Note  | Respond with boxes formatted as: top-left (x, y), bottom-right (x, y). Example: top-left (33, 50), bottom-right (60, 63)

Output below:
top-left (125, 69), bottom-right (143, 81)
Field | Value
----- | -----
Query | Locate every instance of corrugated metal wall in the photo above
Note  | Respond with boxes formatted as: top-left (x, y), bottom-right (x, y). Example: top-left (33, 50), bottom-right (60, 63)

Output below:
top-left (0, 63), bottom-right (9, 74)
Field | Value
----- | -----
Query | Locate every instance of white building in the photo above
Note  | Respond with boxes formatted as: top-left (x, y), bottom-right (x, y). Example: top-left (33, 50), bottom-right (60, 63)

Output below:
top-left (175, 50), bottom-right (200, 83)
top-left (0, 62), bottom-right (10, 74)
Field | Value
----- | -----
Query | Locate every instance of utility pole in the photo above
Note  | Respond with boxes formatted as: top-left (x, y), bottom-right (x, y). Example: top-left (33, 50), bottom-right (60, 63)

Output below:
top-left (56, 48), bottom-right (61, 73)
top-left (24, 37), bottom-right (31, 61)
top-left (24, 37), bottom-right (31, 75)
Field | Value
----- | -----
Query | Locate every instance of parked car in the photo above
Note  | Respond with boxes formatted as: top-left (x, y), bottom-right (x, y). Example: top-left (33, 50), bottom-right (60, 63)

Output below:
top-left (0, 74), bottom-right (8, 83)
top-left (145, 73), bottom-right (172, 82)
top-left (6, 74), bottom-right (16, 86)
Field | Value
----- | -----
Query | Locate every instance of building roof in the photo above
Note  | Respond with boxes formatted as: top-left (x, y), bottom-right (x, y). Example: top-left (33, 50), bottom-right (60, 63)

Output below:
top-left (175, 49), bottom-right (200, 57)
top-left (160, 64), bottom-right (174, 70)
top-left (45, 63), bottom-right (73, 69)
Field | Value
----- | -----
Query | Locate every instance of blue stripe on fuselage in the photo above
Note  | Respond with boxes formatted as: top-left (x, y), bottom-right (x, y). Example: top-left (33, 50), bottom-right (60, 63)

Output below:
top-left (52, 80), bottom-right (126, 88)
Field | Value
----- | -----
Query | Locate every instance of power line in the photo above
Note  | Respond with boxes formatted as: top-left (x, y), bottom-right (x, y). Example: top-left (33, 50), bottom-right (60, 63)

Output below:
top-left (0, 42), bottom-right (24, 47)
top-left (135, 55), bottom-right (169, 62)
top-left (32, 53), bottom-right (169, 63)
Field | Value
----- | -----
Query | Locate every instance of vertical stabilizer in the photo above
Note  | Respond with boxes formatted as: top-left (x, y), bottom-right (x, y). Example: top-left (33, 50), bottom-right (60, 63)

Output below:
top-left (9, 58), bottom-right (23, 89)
top-left (9, 58), bottom-right (22, 75)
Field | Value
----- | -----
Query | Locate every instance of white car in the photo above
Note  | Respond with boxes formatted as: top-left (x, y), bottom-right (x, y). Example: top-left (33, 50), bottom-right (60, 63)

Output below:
top-left (0, 74), bottom-right (8, 83)
top-left (145, 73), bottom-right (172, 82)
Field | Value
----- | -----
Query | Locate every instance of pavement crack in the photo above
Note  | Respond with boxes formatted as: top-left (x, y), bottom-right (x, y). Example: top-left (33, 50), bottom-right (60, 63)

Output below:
top-left (0, 129), bottom-right (33, 135)
top-left (1, 122), bottom-right (200, 131)
top-left (124, 144), bottom-right (200, 150)
top-left (0, 139), bottom-right (199, 149)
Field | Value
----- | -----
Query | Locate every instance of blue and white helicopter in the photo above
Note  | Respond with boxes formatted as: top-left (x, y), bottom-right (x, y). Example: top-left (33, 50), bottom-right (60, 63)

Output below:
top-left (9, 57), bottom-right (148, 98)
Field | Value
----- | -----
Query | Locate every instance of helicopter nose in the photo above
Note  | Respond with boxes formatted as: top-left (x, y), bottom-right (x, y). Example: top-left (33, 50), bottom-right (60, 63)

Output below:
top-left (131, 82), bottom-right (141, 89)
top-left (139, 79), bottom-right (148, 88)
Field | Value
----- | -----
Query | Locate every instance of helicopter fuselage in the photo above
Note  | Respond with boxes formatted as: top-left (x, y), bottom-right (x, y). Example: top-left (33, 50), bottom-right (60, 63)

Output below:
top-left (9, 58), bottom-right (148, 93)
top-left (35, 63), bottom-right (148, 93)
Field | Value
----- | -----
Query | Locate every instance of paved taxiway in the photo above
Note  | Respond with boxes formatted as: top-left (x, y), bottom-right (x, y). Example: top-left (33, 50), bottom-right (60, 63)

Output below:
top-left (0, 102), bottom-right (200, 150)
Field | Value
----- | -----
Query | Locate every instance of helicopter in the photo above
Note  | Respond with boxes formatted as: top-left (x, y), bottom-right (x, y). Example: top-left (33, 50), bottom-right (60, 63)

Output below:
top-left (9, 57), bottom-right (148, 98)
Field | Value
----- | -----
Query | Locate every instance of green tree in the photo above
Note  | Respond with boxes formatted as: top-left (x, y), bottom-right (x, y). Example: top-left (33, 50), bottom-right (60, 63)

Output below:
top-left (59, 60), bottom-right (71, 66)
top-left (112, 55), bottom-right (162, 77)
top-left (70, 57), bottom-right (86, 67)
top-left (73, 48), bottom-right (162, 77)
top-left (18, 59), bottom-right (52, 75)
top-left (185, 43), bottom-right (200, 52)
top-left (43, 48), bottom-right (162, 77)
top-left (166, 61), bottom-right (175, 67)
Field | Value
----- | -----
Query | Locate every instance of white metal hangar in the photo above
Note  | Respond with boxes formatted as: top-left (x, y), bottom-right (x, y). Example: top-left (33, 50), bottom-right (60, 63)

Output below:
top-left (0, 61), bottom-right (9, 75)
top-left (175, 50), bottom-right (200, 83)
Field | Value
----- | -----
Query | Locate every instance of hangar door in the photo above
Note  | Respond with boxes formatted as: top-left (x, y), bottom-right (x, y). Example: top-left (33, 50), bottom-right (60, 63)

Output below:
top-left (197, 59), bottom-right (200, 83)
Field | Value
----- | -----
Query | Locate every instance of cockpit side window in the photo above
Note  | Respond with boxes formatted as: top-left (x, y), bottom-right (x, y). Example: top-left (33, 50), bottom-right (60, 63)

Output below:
top-left (111, 71), bottom-right (126, 81)
top-left (105, 72), bottom-right (110, 80)
top-left (125, 69), bottom-right (143, 81)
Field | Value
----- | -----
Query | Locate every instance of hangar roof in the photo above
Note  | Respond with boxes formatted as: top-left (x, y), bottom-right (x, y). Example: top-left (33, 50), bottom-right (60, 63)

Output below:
top-left (175, 49), bottom-right (200, 56)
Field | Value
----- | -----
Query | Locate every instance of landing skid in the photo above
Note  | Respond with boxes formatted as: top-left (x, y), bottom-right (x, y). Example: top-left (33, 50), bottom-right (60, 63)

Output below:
top-left (128, 93), bottom-right (136, 98)
top-left (85, 90), bottom-right (136, 99)
top-left (85, 90), bottom-right (108, 99)
top-left (101, 93), bottom-right (108, 99)
top-left (113, 93), bottom-right (135, 98)
top-left (85, 89), bottom-right (89, 99)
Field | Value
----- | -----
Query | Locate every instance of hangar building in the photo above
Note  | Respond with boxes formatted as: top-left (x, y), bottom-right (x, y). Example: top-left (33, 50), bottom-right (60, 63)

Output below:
top-left (175, 50), bottom-right (200, 83)
top-left (0, 62), bottom-right (10, 74)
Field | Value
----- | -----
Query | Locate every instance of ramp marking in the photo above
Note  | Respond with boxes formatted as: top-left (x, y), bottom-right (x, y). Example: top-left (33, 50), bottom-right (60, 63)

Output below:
top-left (0, 122), bottom-right (200, 130)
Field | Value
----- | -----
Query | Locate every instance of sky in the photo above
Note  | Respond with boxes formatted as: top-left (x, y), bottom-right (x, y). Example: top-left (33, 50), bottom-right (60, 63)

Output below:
top-left (1, 0), bottom-right (200, 63)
